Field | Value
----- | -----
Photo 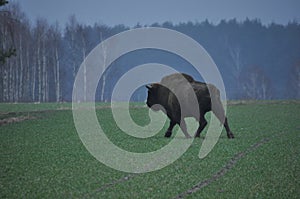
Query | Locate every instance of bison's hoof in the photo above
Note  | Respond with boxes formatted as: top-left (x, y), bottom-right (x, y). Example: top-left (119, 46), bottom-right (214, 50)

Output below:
top-left (194, 133), bottom-right (201, 138)
top-left (227, 133), bottom-right (235, 139)
top-left (164, 131), bottom-right (172, 138)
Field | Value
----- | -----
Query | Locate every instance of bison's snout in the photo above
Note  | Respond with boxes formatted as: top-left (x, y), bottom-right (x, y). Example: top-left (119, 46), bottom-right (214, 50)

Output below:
top-left (149, 104), bottom-right (161, 111)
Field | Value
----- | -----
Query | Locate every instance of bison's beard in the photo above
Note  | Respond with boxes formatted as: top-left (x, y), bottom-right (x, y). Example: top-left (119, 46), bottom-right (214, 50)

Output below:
top-left (148, 104), bottom-right (165, 112)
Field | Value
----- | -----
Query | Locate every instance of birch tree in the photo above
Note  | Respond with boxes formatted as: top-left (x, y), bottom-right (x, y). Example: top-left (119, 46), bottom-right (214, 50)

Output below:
top-left (78, 25), bottom-right (88, 101)
top-left (287, 63), bottom-right (300, 99)
top-left (33, 18), bottom-right (49, 102)
top-left (226, 37), bottom-right (244, 98)
top-left (95, 24), bottom-right (110, 102)
top-left (0, 0), bottom-right (16, 64)
top-left (242, 66), bottom-right (272, 99)
top-left (51, 22), bottom-right (62, 102)
top-left (65, 15), bottom-right (80, 82)
top-left (100, 31), bottom-right (107, 102)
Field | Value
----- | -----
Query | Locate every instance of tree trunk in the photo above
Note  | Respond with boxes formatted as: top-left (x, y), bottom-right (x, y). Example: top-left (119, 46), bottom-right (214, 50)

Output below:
top-left (42, 42), bottom-right (47, 102)
top-left (18, 33), bottom-right (23, 101)
top-left (55, 47), bottom-right (60, 102)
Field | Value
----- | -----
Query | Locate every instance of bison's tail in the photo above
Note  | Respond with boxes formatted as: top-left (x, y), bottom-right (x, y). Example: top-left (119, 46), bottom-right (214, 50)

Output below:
top-left (207, 84), bottom-right (226, 124)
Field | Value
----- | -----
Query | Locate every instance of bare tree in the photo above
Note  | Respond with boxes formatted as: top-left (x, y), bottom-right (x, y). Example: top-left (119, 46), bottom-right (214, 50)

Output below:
top-left (99, 31), bottom-right (107, 102)
top-left (78, 25), bottom-right (88, 101)
top-left (242, 66), bottom-right (272, 99)
top-left (15, 8), bottom-right (31, 101)
top-left (0, 0), bottom-right (16, 64)
top-left (52, 22), bottom-right (62, 102)
top-left (226, 39), bottom-right (244, 98)
top-left (0, 2), bottom-right (32, 102)
top-left (33, 18), bottom-right (50, 102)
top-left (65, 15), bottom-right (80, 82)
top-left (42, 22), bottom-right (62, 102)
top-left (95, 24), bottom-right (111, 102)
top-left (287, 63), bottom-right (300, 99)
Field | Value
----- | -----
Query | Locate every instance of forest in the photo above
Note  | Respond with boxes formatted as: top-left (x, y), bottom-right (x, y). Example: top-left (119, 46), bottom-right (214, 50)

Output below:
top-left (1, 2), bottom-right (300, 102)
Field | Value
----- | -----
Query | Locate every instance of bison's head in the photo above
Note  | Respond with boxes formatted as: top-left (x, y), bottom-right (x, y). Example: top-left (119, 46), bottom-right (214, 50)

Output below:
top-left (146, 83), bottom-right (163, 111)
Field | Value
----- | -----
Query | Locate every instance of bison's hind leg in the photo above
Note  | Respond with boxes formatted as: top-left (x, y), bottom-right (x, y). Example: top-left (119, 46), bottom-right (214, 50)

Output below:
top-left (194, 114), bottom-right (207, 138)
top-left (211, 101), bottom-right (234, 139)
top-left (165, 120), bottom-right (176, 138)
top-left (165, 120), bottom-right (192, 138)
top-left (224, 118), bottom-right (234, 139)
top-left (179, 120), bottom-right (192, 138)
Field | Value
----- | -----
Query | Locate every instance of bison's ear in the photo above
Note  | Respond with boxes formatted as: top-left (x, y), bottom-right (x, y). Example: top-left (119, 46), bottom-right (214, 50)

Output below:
top-left (146, 83), bottom-right (160, 90)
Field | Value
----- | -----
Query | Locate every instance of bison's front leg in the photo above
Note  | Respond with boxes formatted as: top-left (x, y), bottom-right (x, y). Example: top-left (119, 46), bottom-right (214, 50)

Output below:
top-left (165, 120), bottom-right (176, 137)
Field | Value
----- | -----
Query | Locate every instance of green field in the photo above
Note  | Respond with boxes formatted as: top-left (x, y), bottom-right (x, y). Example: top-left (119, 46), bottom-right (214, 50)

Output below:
top-left (0, 101), bottom-right (299, 198)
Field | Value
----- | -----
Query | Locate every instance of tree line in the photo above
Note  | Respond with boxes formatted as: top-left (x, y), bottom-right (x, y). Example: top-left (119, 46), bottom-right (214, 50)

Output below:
top-left (0, 2), bottom-right (299, 102)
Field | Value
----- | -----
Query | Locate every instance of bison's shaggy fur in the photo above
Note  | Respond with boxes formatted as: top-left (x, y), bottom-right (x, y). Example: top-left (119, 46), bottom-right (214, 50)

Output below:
top-left (146, 73), bottom-right (234, 139)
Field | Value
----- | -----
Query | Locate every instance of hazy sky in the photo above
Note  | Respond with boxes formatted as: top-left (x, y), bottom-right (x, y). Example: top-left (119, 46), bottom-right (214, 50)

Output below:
top-left (13, 0), bottom-right (300, 27)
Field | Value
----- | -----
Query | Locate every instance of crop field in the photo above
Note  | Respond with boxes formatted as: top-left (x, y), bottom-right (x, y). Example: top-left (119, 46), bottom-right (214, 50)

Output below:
top-left (0, 101), bottom-right (299, 198)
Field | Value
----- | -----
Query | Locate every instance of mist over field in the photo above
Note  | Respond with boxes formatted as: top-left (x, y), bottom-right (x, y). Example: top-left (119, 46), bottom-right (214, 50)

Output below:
top-left (1, 2), bottom-right (300, 102)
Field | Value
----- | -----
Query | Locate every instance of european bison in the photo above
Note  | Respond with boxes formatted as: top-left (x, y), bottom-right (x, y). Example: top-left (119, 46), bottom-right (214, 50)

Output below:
top-left (146, 73), bottom-right (234, 139)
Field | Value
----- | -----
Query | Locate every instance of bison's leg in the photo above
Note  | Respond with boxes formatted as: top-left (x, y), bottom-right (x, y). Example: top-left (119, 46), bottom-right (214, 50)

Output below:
top-left (212, 102), bottom-right (234, 139)
top-left (165, 120), bottom-right (176, 137)
top-left (194, 114), bottom-right (207, 138)
top-left (179, 119), bottom-right (192, 138)
top-left (223, 117), bottom-right (234, 138)
top-left (213, 113), bottom-right (234, 139)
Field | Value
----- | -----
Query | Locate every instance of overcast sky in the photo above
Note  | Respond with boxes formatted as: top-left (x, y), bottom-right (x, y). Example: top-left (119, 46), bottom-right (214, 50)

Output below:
top-left (12, 0), bottom-right (300, 27)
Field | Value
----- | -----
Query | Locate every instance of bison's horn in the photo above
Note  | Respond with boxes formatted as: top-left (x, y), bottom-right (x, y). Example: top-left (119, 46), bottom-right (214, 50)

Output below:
top-left (146, 85), bottom-right (152, 90)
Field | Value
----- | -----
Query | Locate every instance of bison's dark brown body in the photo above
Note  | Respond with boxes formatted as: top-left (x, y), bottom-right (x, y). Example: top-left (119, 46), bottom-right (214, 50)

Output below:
top-left (146, 73), bottom-right (234, 138)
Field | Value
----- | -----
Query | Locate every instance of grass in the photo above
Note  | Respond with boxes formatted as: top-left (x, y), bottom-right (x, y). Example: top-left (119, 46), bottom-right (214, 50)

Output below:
top-left (0, 101), bottom-right (299, 198)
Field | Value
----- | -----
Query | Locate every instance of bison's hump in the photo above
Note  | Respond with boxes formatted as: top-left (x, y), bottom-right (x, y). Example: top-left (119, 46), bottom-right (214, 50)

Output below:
top-left (160, 73), bottom-right (193, 94)
top-left (161, 73), bottom-right (194, 84)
